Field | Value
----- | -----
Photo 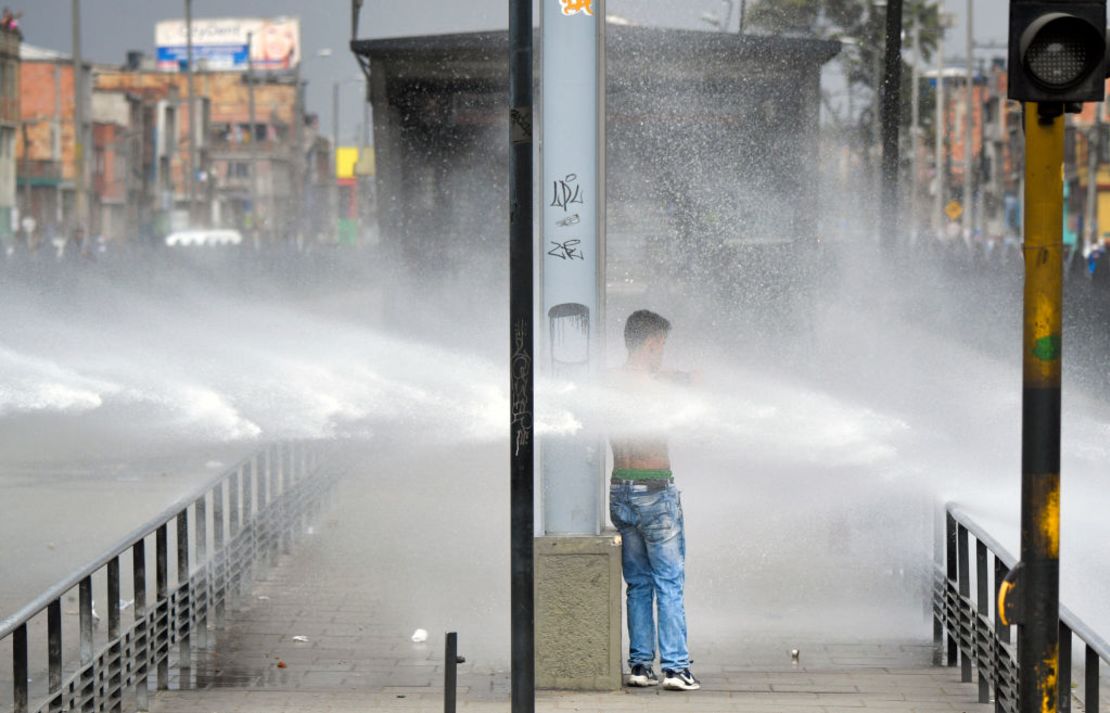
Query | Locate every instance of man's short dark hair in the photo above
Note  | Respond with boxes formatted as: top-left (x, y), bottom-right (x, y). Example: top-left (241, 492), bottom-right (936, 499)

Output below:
top-left (624, 309), bottom-right (671, 351)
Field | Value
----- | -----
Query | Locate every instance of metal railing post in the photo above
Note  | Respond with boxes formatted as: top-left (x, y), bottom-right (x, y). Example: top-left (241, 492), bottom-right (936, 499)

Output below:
top-left (260, 448), bottom-right (272, 565)
top-left (244, 457), bottom-right (255, 588)
top-left (946, 511), bottom-right (958, 667)
top-left (958, 524), bottom-right (972, 683)
top-left (1084, 646), bottom-right (1098, 713)
top-left (933, 504), bottom-right (944, 666)
top-left (48, 599), bottom-right (62, 713)
top-left (156, 524), bottom-right (168, 690)
top-left (227, 466), bottom-right (240, 604)
top-left (1058, 622), bottom-right (1071, 712)
top-left (194, 496), bottom-right (207, 649)
top-left (107, 556), bottom-right (122, 713)
top-left (13, 623), bottom-right (27, 713)
top-left (176, 510), bottom-right (191, 677)
top-left (133, 540), bottom-right (149, 711)
top-left (995, 556), bottom-right (1011, 713)
top-left (977, 540), bottom-right (990, 703)
top-left (79, 576), bottom-right (94, 713)
top-left (213, 481), bottom-right (225, 629)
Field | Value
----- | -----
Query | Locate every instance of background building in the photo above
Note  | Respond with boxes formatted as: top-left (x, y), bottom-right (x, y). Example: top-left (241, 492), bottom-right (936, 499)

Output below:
top-left (17, 44), bottom-right (88, 243)
top-left (15, 16), bottom-right (333, 246)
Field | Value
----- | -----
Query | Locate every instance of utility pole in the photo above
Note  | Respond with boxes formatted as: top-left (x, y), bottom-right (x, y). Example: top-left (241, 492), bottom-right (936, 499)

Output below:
top-left (331, 82), bottom-right (339, 170)
top-left (247, 31), bottom-right (260, 245)
top-left (878, 0), bottom-right (904, 250)
top-left (869, 2), bottom-right (884, 243)
top-left (508, 0), bottom-right (535, 711)
top-left (332, 80), bottom-right (339, 240)
top-left (871, 11), bottom-right (882, 159)
top-left (1086, 112), bottom-right (1101, 255)
top-left (910, 13), bottom-right (921, 244)
top-left (975, 58), bottom-right (988, 241)
top-left (361, 86), bottom-right (370, 147)
top-left (185, 0), bottom-right (197, 225)
top-left (20, 125), bottom-right (31, 233)
top-left (962, 0), bottom-right (974, 242)
top-left (934, 50), bottom-right (946, 237)
top-left (293, 61), bottom-right (304, 246)
top-left (71, 0), bottom-right (86, 235)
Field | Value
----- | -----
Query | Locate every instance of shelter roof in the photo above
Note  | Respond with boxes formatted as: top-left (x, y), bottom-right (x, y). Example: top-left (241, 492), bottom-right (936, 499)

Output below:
top-left (352, 26), bottom-right (841, 66)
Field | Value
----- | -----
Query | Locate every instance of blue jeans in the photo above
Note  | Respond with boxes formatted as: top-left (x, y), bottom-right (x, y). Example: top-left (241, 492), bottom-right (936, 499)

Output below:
top-left (609, 481), bottom-right (689, 672)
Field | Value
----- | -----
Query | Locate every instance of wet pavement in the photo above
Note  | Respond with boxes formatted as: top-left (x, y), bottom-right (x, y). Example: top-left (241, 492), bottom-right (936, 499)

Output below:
top-left (150, 451), bottom-right (995, 713)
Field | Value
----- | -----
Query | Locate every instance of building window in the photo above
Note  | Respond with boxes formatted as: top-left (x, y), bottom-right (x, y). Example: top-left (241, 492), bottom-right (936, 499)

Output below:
top-left (228, 161), bottom-right (250, 178)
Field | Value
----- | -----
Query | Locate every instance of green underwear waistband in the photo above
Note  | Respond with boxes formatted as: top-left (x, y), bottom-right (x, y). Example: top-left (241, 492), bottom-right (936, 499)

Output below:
top-left (611, 468), bottom-right (673, 481)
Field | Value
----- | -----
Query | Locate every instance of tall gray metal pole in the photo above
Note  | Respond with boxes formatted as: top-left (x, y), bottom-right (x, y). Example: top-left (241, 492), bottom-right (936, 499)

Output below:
top-left (185, 0), bottom-right (197, 223)
top-left (962, 0), bottom-right (974, 241)
top-left (247, 32), bottom-right (260, 243)
top-left (541, 0), bottom-right (604, 536)
top-left (71, 0), bottom-right (86, 234)
top-left (935, 48), bottom-right (946, 236)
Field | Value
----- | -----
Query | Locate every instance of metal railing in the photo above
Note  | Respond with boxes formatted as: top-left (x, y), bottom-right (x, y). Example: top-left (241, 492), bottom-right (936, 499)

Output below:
top-left (0, 441), bottom-right (335, 713)
top-left (935, 503), bottom-right (1108, 713)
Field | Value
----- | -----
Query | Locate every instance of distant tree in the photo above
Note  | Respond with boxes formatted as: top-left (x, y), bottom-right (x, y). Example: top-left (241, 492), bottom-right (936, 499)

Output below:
top-left (747, 0), bottom-right (943, 134)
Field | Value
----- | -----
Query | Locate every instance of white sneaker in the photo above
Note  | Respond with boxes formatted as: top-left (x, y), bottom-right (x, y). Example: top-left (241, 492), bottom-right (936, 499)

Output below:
top-left (662, 668), bottom-right (700, 691)
top-left (627, 664), bottom-right (659, 687)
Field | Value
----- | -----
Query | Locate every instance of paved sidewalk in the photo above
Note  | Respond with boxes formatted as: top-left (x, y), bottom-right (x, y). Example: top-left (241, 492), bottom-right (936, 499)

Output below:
top-left (154, 457), bottom-right (992, 713)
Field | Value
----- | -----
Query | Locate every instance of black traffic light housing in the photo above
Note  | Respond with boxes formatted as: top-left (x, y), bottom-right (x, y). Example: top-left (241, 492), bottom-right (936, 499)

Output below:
top-left (1009, 0), bottom-right (1108, 103)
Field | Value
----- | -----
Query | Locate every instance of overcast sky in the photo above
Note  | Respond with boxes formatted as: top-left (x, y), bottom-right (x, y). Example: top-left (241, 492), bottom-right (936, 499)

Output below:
top-left (17, 0), bottom-right (1009, 144)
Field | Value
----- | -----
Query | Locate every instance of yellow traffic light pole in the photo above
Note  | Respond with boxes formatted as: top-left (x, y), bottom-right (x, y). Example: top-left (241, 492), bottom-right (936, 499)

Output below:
top-left (1000, 102), bottom-right (1064, 713)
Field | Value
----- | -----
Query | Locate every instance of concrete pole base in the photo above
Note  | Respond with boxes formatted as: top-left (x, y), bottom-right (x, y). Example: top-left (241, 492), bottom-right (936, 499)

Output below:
top-left (535, 534), bottom-right (623, 691)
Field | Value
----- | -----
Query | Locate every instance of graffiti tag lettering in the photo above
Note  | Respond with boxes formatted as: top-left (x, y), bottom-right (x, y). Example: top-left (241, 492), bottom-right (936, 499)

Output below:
top-left (550, 173), bottom-right (584, 212)
top-left (555, 213), bottom-right (580, 228)
top-left (510, 320), bottom-right (532, 457)
top-left (548, 240), bottom-right (584, 261)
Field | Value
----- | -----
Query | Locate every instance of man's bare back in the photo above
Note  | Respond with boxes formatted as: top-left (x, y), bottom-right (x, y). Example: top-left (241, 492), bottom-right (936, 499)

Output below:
top-left (608, 366), bottom-right (695, 472)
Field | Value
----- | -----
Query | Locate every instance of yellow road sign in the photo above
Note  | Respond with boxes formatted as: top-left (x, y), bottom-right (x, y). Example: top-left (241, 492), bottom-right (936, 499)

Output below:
top-left (945, 200), bottom-right (963, 221)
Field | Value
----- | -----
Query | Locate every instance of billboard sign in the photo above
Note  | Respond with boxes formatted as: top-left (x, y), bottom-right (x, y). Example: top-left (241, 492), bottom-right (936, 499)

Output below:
top-left (155, 17), bottom-right (300, 72)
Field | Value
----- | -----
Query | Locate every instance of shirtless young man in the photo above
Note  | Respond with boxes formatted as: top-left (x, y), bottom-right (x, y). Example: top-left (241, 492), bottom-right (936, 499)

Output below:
top-left (609, 309), bottom-right (699, 691)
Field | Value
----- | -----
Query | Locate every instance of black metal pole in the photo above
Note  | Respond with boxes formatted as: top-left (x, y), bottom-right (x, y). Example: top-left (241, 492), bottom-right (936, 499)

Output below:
top-left (508, 0), bottom-right (535, 710)
top-left (444, 632), bottom-right (458, 713)
top-left (879, 0), bottom-right (904, 252)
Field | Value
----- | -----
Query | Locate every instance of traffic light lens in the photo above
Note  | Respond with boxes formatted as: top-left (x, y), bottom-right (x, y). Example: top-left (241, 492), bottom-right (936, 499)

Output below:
top-left (1021, 15), bottom-right (1105, 90)
top-left (1027, 32), bottom-right (1093, 87)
